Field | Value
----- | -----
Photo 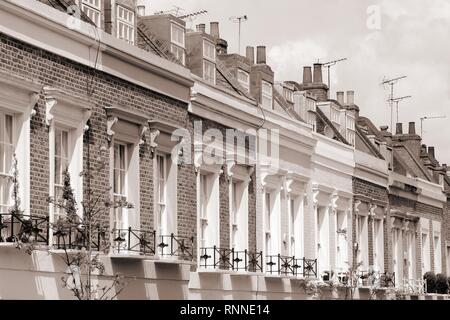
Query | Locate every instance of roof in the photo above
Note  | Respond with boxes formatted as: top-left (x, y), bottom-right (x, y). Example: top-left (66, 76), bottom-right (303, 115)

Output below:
top-left (355, 125), bottom-right (385, 159)
top-left (44, 0), bottom-right (177, 63)
top-left (315, 107), bottom-right (350, 145)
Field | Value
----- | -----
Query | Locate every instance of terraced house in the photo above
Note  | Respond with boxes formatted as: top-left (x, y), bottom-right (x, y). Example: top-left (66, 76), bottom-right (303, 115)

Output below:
top-left (0, 0), bottom-right (448, 300)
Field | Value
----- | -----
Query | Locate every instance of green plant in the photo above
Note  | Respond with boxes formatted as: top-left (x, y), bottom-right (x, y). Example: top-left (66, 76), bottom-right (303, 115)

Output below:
top-left (424, 272), bottom-right (437, 293)
top-left (435, 273), bottom-right (449, 294)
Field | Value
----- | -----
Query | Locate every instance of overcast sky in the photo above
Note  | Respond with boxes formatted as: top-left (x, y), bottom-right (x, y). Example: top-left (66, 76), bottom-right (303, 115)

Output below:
top-left (138, 0), bottom-right (450, 164)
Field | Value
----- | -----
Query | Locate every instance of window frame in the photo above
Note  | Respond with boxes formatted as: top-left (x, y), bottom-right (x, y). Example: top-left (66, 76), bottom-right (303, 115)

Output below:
top-left (81, 0), bottom-right (101, 27)
top-left (0, 112), bottom-right (14, 213)
top-left (203, 60), bottom-right (216, 84)
top-left (261, 80), bottom-right (273, 109)
top-left (116, 5), bottom-right (135, 45)
top-left (53, 127), bottom-right (70, 220)
top-left (203, 39), bottom-right (216, 62)
top-left (113, 142), bottom-right (128, 231)
top-left (237, 69), bottom-right (250, 93)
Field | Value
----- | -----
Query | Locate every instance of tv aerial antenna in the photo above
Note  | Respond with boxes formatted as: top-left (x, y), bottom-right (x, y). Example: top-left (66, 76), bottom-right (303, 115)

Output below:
top-left (391, 95), bottom-right (412, 124)
top-left (420, 115), bottom-right (447, 137)
top-left (178, 10), bottom-right (208, 29)
top-left (322, 58), bottom-right (347, 97)
top-left (381, 75), bottom-right (407, 131)
top-left (229, 15), bottom-right (248, 55)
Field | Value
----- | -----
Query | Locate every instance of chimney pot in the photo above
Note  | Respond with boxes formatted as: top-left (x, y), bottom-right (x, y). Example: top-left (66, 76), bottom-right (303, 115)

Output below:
top-left (256, 46), bottom-right (266, 64)
top-left (396, 123), bottom-right (403, 135)
top-left (337, 92), bottom-right (345, 105)
top-left (210, 22), bottom-right (219, 38)
top-left (303, 66), bottom-right (312, 84)
top-left (428, 147), bottom-right (435, 159)
top-left (197, 24), bottom-right (206, 33)
top-left (408, 122), bottom-right (416, 135)
top-left (137, 5), bottom-right (145, 16)
top-left (246, 46), bottom-right (255, 64)
top-left (347, 91), bottom-right (355, 105)
top-left (313, 63), bottom-right (323, 83)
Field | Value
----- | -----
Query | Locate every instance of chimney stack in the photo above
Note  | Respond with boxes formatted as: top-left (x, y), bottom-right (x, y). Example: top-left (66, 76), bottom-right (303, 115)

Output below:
top-left (303, 66), bottom-right (312, 84)
top-left (137, 5), bottom-right (145, 16)
top-left (313, 63), bottom-right (323, 83)
top-left (246, 46), bottom-right (255, 64)
top-left (197, 24), bottom-right (206, 33)
top-left (210, 22), bottom-right (219, 38)
top-left (421, 144), bottom-right (427, 154)
top-left (428, 147), bottom-right (435, 159)
top-left (396, 123), bottom-right (403, 135)
top-left (337, 92), bottom-right (345, 105)
top-left (408, 122), bottom-right (416, 135)
top-left (347, 91), bottom-right (355, 105)
top-left (256, 46), bottom-right (266, 64)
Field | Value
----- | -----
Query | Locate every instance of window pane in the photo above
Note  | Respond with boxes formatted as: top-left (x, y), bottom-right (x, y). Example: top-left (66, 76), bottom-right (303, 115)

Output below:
top-left (5, 115), bottom-right (12, 144)
top-left (55, 157), bottom-right (61, 185)
top-left (119, 145), bottom-right (125, 170)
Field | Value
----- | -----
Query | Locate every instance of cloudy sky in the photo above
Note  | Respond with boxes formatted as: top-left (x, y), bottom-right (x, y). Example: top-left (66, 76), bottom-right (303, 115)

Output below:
top-left (138, 0), bottom-right (450, 164)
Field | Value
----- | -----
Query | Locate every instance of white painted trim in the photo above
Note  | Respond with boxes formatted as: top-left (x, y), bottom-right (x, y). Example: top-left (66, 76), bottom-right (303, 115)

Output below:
top-left (0, 0), bottom-right (194, 103)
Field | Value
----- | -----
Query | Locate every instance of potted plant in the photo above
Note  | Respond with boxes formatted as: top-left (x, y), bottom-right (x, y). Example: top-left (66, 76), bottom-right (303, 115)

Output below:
top-left (424, 272), bottom-right (437, 293)
top-left (435, 274), bottom-right (449, 294)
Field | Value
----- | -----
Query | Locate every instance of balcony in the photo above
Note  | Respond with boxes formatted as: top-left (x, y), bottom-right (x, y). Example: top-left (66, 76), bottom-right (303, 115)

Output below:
top-left (111, 228), bottom-right (195, 261)
top-left (158, 234), bottom-right (194, 261)
top-left (0, 213), bottom-right (49, 244)
top-left (346, 271), bottom-right (396, 288)
top-left (199, 246), bottom-right (264, 273)
top-left (111, 228), bottom-right (156, 256)
top-left (53, 224), bottom-right (106, 251)
top-left (266, 254), bottom-right (318, 278)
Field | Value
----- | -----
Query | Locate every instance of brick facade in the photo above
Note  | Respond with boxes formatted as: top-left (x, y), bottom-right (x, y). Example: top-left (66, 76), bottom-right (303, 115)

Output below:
top-left (0, 32), bottom-right (197, 240)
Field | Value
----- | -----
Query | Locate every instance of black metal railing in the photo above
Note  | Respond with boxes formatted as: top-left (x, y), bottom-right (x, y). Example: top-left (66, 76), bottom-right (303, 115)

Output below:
top-left (0, 213), bottom-right (49, 244)
top-left (233, 250), bottom-right (264, 273)
top-left (266, 254), bottom-right (317, 278)
top-left (159, 234), bottom-right (194, 261)
top-left (302, 258), bottom-right (318, 278)
top-left (111, 228), bottom-right (156, 255)
top-left (199, 246), bottom-right (234, 270)
top-left (352, 271), bottom-right (396, 288)
top-left (266, 255), bottom-right (299, 276)
top-left (53, 224), bottom-right (106, 251)
top-left (199, 247), bottom-right (264, 272)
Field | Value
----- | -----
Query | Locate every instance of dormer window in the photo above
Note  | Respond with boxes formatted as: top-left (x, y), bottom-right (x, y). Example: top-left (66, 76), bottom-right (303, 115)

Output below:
top-left (171, 23), bottom-right (185, 65)
top-left (81, 0), bottom-right (101, 27)
top-left (331, 106), bottom-right (340, 125)
top-left (262, 81), bottom-right (273, 109)
top-left (237, 69), bottom-right (249, 93)
top-left (284, 88), bottom-right (294, 103)
top-left (346, 115), bottom-right (355, 146)
top-left (117, 5), bottom-right (135, 45)
top-left (203, 40), bottom-right (216, 84)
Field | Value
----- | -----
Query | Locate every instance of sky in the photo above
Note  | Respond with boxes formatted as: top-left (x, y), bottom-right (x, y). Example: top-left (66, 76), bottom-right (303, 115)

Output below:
top-left (138, 0), bottom-right (450, 164)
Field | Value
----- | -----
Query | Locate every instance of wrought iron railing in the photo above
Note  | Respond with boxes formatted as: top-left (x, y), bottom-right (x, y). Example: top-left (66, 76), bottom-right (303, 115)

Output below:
top-left (159, 234), bottom-right (194, 261)
top-left (352, 271), bottom-right (396, 288)
top-left (111, 228), bottom-right (156, 255)
top-left (199, 247), bottom-right (264, 272)
top-left (199, 246), bottom-right (234, 270)
top-left (53, 224), bottom-right (106, 251)
top-left (266, 255), bottom-right (299, 276)
top-left (303, 258), bottom-right (318, 278)
top-left (401, 278), bottom-right (425, 294)
top-left (0, 213), bottom-right (49, 244)
top-left (233, 250), bottom-right (264, 273)
top-left (266, 254), bottom-right (317, 278)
